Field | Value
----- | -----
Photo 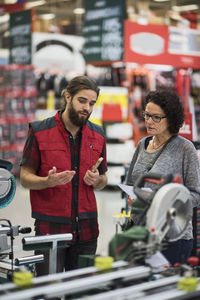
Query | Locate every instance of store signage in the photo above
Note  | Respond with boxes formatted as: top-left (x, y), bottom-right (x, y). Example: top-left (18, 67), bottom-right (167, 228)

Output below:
top-left (169, 26), bottom-right (200, 56)
top-left (0, 2), bottom-right (25, 13)
top-left (9, 9), bottom-right (32, 65)
top-left (124, 21), bottom-right (200, 69)
top-left (179, 112), bottom-right (193, 141)
top-left (32, 33), bottom-right (85, 73)
top-left (83, 0), bottom-right (125, 64)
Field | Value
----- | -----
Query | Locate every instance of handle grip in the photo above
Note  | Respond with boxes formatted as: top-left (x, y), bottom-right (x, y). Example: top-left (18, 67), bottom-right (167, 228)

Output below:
top-left (134, 173), bottom-right (174, 204)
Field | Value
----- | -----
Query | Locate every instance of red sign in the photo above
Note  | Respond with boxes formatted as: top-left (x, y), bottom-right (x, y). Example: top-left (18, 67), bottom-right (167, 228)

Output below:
top-left (179, 112), bottom-right (193, 141)
top-left (0, 3), bottom-right (25, 13)
top-left (124, 20), bottom-right (200, 69)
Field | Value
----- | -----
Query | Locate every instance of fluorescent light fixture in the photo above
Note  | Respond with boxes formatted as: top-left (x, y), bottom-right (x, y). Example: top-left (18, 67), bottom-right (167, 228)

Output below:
top-left (73, 7), bottom-right (85, 14)
top-left (0, 14), bottom-right (9, 23)
top-left (172, 5), bottom-right (199, 12)
top-left (39, 13), bottom-right (55, 20)
top-left (153, 0), bottom-right (170, 2)
top-left (127, 6), bottom-right (135, 14)
top-left (4, 0), bottom-right (16, 3)
top-left (25, 0), bottom-right (46, 9)
top-left (168, 10), bottom-right (182, 21)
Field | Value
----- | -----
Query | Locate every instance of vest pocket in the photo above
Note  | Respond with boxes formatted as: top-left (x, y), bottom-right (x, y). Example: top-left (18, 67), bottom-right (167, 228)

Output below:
top-left (32, 185), bottom-right (71, 214)
top-left (39, 142), bottom-right (69, 171)
top-left (89, 140), bottom-right (103, 167)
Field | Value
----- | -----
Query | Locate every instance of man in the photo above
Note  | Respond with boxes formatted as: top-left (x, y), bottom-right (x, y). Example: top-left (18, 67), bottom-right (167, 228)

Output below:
top-left (20, 75), bottom-right (107, 276)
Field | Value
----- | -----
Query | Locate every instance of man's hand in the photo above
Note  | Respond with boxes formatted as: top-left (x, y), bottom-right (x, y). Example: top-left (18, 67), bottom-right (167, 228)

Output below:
top-left (47, 166), bottom-right (76, 187)
top-left (83, 169), bottom-right (99, 186)
top-left (20, 165), bottom-right (76, 190)
top-left (83, 169), bottom-right (107, 190)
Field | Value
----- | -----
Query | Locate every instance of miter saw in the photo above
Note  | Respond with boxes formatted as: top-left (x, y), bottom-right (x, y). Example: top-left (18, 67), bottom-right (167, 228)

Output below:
top-left (0, 172), bottom-right (198, 300)
top-left (0, 160), bottom-right (35, 280)
top-left (109, 173), bottom-right (192, 264)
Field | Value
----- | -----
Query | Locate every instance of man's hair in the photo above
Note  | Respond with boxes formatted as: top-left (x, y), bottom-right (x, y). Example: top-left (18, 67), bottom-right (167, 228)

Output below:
top-left (61, 75), bottom-right (100, 110)
top-left (145, 90), bottom-right (185, 134)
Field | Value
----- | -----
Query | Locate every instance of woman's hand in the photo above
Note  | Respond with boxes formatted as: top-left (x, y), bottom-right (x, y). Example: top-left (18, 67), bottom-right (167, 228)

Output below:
top-left (128, 196), bottom-right (134, 207)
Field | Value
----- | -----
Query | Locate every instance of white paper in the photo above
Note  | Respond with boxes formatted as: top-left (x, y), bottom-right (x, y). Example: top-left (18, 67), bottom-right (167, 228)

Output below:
top-left (145, 251), bottom-right (170, 272)
top-left (117, 183), bottom-right (137, 199)
top-left (118, 183), bottom-right (152, 199)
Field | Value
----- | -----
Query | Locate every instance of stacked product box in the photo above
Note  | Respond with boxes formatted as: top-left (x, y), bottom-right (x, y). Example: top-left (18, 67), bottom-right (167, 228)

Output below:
top-left (0, 64), bottom-right (37, 176)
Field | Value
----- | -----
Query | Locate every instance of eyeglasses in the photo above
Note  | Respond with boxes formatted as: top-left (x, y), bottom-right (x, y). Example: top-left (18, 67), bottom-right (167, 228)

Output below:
top-left (142, 111), bottom-right (167, 123)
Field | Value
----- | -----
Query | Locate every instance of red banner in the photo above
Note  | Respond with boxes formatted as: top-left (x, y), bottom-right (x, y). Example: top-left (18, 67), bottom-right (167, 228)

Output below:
top-left (124, 20), bottom-right (200, 69)
top-left (0, 3), bottom-right (26, 13)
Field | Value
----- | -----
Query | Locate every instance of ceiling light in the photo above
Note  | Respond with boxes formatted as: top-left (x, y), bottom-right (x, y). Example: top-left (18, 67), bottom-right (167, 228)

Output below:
top-left (153, 0), bottom-right (170, 2)
top-left (0, 14), bottom-right (9, 23)
top-left (39, 13), bottom-right (55, 20)
top-left (73, 8), bottom-right (85, 15)
top-left (172, 5), bottom-right (199, 12)
top-left (168, 10), bottom-right (182, 21)
top-left (127, 6), bottom-right (135, 14)
top-left (25, 0), bottom-right (46, 9)
top-left (4, 0), bottom-right (17, 3)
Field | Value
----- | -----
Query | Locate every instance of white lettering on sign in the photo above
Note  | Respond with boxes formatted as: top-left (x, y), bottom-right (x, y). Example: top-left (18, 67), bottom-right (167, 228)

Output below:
top-left (102, 17), bottom-right (121, 32)
top-left (83, 47), bottom-right (101, 55)
top-left (101, 18), bottom-right (123, 60)
top-left (10, 24), bottom-right (31, 35)
top-left (179, 123), bottom-right (191, 134)
top-left (85, 7), bottom-right (121, 21)
top-left (83, 25), bottom-right (100, 33)
top-left (95, 1), bottom-right (106, 8)
top-left (181, 56), bottom-right (194, 64)
top-left (11, 46), bottom-right (30, 63)
top-left (101, 45), bottom-right (123, 60)
top-left (85, 36), bottom-right (101, 43)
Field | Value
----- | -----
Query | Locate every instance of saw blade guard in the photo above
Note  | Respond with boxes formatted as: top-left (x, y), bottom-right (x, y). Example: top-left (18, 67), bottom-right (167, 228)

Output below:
top-left (146, 182), bottom-right (192, 243)
top-left (0, 160), bottom-right (16, 209)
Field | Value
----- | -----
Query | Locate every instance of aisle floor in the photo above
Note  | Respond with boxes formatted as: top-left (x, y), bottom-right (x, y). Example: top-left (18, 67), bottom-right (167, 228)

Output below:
top-left (0, 180), bottom-right (125, 258)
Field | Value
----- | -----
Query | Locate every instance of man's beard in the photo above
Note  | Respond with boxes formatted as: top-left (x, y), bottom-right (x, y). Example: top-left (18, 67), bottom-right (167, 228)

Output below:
top-left (68, 102), bottom-right (90, 127)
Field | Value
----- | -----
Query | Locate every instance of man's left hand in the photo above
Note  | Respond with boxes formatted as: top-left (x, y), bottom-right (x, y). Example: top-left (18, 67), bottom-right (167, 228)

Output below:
top-left (83, 169), bottom-right (99, 186)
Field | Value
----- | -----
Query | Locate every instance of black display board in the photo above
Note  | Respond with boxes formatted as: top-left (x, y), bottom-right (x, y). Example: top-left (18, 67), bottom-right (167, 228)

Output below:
top-left (9, 9), bottom-right (32, 64)
top-left (83, 0), bottom-right (125, 63)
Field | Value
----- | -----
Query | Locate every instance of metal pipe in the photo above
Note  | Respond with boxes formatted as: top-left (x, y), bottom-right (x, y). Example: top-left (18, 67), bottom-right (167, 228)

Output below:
top-left (15, 255), bottom-right (44, 266)
top-left (23, 233), bottom-right (73, 274)
top-left (0, 260), bottom-right (128, 293)
top-left (23, 233), bottom-right (72, 244)
top-left (0, 265), bottom-right (151, 300)
top-left (81, 275), bottom-right (180, 299)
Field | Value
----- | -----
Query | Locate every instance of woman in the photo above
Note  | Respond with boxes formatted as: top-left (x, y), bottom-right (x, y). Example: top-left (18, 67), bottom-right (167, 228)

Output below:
top-left (126, 89), bottom-right (200, 265)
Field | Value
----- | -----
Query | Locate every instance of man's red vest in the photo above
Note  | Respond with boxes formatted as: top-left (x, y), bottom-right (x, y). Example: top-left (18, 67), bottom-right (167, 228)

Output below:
top-left (30, 112), bottom-right (106, 223)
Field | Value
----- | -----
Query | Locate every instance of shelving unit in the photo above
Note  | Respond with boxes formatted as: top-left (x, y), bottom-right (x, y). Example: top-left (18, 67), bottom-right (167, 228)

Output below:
top-left (103, 121), bottom-right (134, 187)
top-left (0, 64), bottom-right (37, 175)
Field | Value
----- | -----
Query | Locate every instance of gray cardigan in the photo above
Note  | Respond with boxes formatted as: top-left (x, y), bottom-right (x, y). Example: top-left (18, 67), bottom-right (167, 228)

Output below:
top-left (126, 135), bottom-right (200, 240)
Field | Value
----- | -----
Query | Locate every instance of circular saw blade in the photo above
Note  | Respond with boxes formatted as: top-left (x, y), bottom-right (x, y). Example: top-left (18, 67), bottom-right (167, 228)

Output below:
top-left (0, 170), bottom-right (11, 198)
top-left (0, 168), bottom-right (16, 209)
top-left (165, 198), bottom-right (192, 242)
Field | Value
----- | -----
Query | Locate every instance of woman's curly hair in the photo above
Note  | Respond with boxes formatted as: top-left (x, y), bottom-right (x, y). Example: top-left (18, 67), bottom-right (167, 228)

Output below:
top-left (145, 90), bottom-right (185, 134)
